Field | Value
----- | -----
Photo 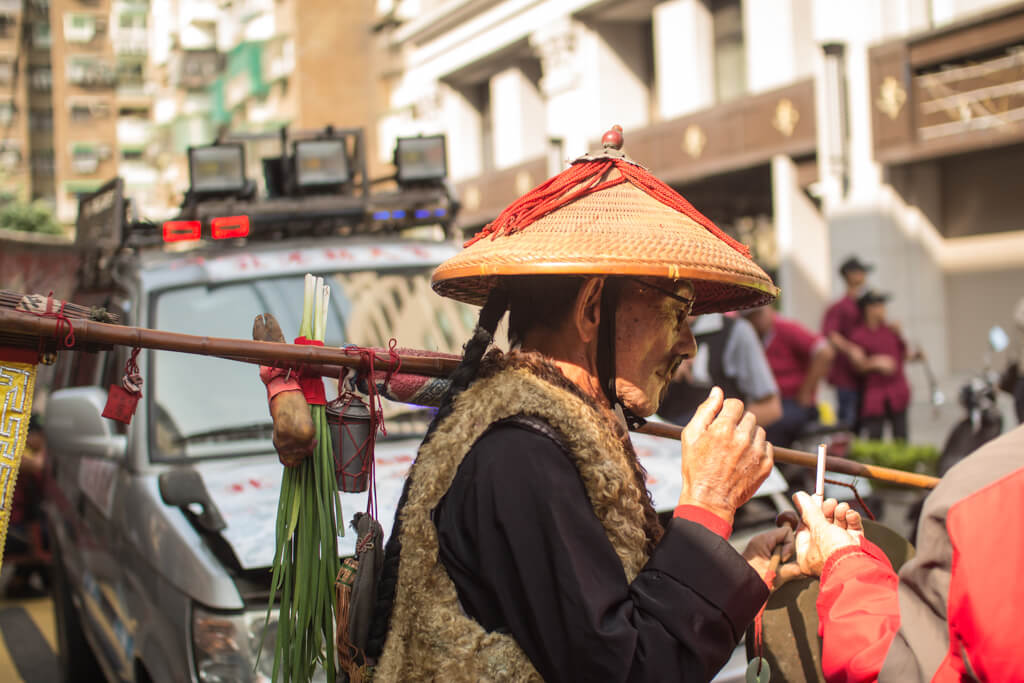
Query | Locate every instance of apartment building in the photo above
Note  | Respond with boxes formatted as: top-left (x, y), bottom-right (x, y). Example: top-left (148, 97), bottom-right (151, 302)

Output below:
top-left (148, 0), bottom-right (381, 211)
top-left (0, 0), bottom-right (160, 223)
top-left (374, 0), bottom-right (1024, 434)
top-left (49, 0), bottom-right (120, 222)
top-left (0, 0), bottom-right (34, 203)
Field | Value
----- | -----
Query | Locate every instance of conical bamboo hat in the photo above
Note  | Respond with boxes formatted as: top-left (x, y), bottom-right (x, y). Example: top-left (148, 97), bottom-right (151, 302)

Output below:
top-left (433, 127), bottom-right (778, 314)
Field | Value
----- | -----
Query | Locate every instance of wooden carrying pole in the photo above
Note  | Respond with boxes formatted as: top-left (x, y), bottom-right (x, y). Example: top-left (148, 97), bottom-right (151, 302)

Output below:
top-left (2, 308), bottom-right (940, 490)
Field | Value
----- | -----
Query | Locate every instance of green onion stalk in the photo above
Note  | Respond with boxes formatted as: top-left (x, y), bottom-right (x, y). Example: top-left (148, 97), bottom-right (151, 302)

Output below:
top-left (263, 274), bottom-right (343, 682)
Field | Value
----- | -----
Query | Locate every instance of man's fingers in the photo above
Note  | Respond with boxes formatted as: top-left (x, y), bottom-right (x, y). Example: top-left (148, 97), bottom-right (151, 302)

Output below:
top-left (793, 491), bottom-right (827, 528)
top-left (775, 562), bottom-right (805, 588)
top-left (822, 498), bottom-right (838, 523)
top-left (835, 502), bottom-right (851, 530)
top-left (736, 410), bottom-right (757, 440)
top-left (845, 509), bottom-right (863, 533)
top-left (713, 397), bottom-right (746, 429)
top-left (686, 386), bottom-right (723, 437)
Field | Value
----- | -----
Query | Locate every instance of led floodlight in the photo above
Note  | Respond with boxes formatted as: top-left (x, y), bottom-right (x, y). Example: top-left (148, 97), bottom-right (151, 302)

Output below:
top-left (395, 135), bottom-right (447, 184)
top-left (294, 139), bottom-right (350, 187)
top-left (188, 144), bottom-right (246, 194)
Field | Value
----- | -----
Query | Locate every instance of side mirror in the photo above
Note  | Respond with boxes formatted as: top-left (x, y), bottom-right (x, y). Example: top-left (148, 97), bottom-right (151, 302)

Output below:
top-left (45, 387), bottom-right (127, 459)
top-left (158, 469), bottom-right (226, 533)
top-left (989, 325), bottom-right (1010, 353)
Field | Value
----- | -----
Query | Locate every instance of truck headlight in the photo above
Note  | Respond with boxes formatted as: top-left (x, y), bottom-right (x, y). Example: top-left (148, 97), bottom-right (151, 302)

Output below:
top-left (192, 605), bottom-right (328, 683)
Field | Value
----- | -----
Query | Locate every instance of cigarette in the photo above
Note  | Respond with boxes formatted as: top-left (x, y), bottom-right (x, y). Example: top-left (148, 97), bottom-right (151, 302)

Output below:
top-left (816, 443), bottom-right (826, 498)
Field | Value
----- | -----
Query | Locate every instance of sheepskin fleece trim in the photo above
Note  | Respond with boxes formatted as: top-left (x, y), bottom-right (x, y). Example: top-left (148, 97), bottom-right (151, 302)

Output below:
top-left (375, 352), bottom-right (651, 681)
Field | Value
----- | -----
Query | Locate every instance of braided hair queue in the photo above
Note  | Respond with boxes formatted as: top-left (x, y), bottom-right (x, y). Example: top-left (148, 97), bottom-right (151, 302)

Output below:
top-left (366, 287), bottom-right (509, 658)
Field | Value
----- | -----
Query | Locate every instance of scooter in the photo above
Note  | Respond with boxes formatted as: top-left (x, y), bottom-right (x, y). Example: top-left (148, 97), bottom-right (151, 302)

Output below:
top-left (936, 326), bottom-right (1008, 476)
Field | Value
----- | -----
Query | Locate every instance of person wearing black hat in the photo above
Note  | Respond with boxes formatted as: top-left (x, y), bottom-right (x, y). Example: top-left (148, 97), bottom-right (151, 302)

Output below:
top-left (847, 291), bottom-right (920, 441)
top-left (821, 256), bottom-right (872, 430)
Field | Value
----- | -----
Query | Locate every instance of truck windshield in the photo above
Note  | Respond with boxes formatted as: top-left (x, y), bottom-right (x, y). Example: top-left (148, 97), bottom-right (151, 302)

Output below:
top-left (150, 267), bottom-right (476, 460)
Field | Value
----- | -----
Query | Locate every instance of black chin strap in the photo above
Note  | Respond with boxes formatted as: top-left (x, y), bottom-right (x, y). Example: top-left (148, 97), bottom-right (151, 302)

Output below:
top-left (597, 279), bottom-right (647, 432)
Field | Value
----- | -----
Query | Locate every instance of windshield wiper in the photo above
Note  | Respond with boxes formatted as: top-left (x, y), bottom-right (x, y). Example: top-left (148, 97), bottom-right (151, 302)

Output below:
top-left (174, 422), bottom-right (275, 445)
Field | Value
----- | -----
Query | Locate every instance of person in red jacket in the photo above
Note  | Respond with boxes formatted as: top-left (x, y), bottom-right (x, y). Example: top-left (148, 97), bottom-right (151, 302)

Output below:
top-left (786, 424), bottom-right (1024, 682)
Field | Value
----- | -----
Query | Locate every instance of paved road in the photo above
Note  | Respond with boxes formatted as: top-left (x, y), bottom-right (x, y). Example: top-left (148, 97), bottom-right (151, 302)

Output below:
top-left (0, 597), bottom-right (59, 682)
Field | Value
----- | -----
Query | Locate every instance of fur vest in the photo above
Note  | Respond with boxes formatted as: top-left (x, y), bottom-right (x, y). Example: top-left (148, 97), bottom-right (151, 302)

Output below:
top-left (375, 351), bottom-right (653, 681)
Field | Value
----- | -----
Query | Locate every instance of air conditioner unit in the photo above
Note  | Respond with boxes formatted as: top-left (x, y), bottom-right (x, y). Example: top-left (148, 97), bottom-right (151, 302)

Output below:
top-left (72, 156), bottom-right (98, 174)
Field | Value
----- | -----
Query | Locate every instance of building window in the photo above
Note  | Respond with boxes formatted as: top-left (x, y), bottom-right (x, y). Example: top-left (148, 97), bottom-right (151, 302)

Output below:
top-left (64, 14), bottom-right (101, 44)
top-left (0, 14), bottom-right (17, 39)
top-left (29, 108), bottom-right (53, 130)
top-left (30, 150), bottom-right (55, 176)
top-left (70, 98), bottom-right (112, 120)
top-left (0, 59), bottom-right (14, 86)
top-left (68, 57), bottom-right (117, 87)
top-left (0, 101), bottom-right (14, 127)
top-left (711, 0), bottom-right (747, 103)
top-left (119, 12), bottom-right (146, 29)
top-left (32, 22), bottom-right (51, 49)
top-left (0, 141), bottom-right (21, 171)
top-left (29, 66), bottom-right (51, 91)
top-left (70, 142), bottom-right (112, 175)
top-left (116, 57), bottom-right (145, 88)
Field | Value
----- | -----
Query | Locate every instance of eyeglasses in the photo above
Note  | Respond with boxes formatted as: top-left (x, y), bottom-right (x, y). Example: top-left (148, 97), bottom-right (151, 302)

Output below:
top-left (625, 277), bottom-right (695, 315)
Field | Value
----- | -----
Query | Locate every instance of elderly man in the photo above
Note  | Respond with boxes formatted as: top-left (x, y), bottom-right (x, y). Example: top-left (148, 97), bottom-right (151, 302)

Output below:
top-left (359, 129), bottom-right (788, 682)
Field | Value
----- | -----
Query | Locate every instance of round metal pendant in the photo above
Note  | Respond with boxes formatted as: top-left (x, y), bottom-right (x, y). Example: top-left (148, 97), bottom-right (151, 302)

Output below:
top-left (745, 657), bottom-right (771, 683)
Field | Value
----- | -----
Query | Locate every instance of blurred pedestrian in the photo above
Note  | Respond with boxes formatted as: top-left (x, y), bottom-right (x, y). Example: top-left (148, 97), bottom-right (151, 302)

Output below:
top-left (743, 305), bottom-right (834, 448)
top-left (849, 291), bottom-right (920, 441)
top-left (783, 424), bottom-right (1024, 682)
top-left (822, 256), bottom-right (871, 430)
top-left (657, 312), bottom-right (782, 428)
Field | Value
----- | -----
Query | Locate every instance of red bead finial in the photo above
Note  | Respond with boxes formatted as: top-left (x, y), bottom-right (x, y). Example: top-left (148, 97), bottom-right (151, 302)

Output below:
top-left (601, 125), bottom-right (624, 150)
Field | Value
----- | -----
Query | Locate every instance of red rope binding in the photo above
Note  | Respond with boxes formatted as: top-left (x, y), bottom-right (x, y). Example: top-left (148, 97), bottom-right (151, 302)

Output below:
top-left (25, 292), bottom-right (76, 349)
top-left (334, 340), bottom-right (403, 519)
top-left (464, 157), bottom-right (751, 259)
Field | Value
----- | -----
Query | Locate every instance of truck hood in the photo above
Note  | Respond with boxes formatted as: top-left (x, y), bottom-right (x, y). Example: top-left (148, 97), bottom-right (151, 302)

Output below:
top-left (197, 430), bottom-right (785, 571)
top-left (197, 437), bottom-right (421, 570)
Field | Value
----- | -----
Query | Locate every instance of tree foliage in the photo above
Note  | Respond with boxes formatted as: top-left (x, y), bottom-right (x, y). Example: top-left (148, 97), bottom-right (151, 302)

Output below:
top-left (0, 200), bottom-right (63, 235)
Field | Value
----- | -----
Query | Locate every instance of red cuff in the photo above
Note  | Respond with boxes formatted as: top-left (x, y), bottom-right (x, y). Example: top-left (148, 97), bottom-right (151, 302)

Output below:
top-left (821, 544), bottom-right (871, 582)
top-left (260, 366), bottom-right (303, 401)
top-left (673, 504), bottom-right (732, 539)
top-left (292, 337), bottom-right (327, 405)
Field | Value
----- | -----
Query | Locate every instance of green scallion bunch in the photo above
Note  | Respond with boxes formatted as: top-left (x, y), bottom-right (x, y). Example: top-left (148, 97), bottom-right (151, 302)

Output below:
top-left (264, 274), bottom-right (342, 682)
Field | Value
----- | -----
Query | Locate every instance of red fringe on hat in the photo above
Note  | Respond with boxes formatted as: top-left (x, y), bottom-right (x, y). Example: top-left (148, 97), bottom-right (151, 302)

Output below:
top-left (464, 158), bottom-right (751, 259)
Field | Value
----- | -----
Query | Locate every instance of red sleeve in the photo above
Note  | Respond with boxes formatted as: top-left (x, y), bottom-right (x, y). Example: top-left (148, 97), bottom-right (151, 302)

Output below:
top-left (822, 304), bottom-right (841, 336)
top-left (816, 541), bottom-right (900, 683)
top-left (673, 504), bottom-right (732, 539)
top-left (848, 326), bottom-right (870, 352)
top-left (781, 318), bottom-right (820, 359)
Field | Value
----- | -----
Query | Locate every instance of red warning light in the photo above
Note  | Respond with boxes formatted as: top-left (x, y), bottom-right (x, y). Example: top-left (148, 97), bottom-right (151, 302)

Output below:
top-left (162, 220), bottom-right (201, 242)
top-left (211, 215), bottom-right (250, 239)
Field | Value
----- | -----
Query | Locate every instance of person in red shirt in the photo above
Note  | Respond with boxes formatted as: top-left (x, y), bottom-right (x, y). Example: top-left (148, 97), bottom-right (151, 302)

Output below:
top-left (848, 291), bottom-right (920, 441)
top-left (822, 257), bottom-right (871, 430)
top-left (784, 424), bottom-right (1024, 682)
top-left (743, 306), bottom-right (834, 447)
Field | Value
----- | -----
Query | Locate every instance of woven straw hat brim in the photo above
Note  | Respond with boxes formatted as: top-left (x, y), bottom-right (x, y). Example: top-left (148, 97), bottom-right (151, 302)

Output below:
top-left (433, 180), bottom-right (778, 314)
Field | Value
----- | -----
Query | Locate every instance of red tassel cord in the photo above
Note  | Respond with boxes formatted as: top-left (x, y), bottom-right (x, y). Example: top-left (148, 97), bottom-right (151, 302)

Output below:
top-left (464, 157), bottom-right (750, 259)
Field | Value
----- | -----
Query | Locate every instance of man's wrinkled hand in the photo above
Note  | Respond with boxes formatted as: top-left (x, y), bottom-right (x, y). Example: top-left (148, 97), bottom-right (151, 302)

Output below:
top-left (791, 492), bottom-right (865, 576)
top-left (678, 387), bottom-right (774, 527)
